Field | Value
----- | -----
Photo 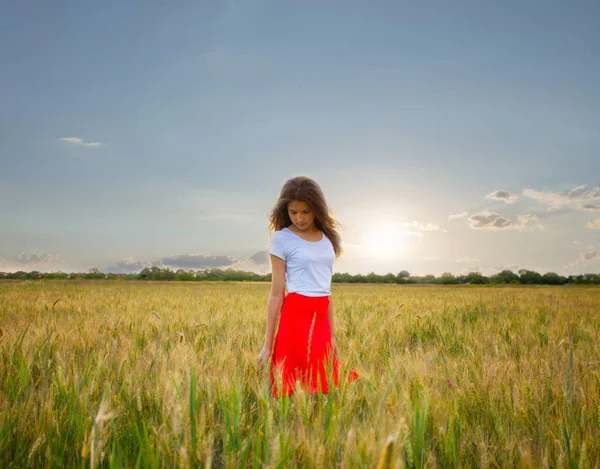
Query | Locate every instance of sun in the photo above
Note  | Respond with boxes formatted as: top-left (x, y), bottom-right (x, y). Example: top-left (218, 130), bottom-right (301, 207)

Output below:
top-left (358, 221), bottom-right (413, 259)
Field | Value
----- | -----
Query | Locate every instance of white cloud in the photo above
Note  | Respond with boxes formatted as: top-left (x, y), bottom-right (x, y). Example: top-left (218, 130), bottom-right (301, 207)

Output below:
top-left (249, 250), bottom-right (269, 265)
top-left (448, 212), bottom-right (469, 220)
top-left (579, 251), bottom-right (598, 262)
top-left (228, 258), bottom-right (271, 274)
top-left (485, 190), bottom-right (519, 203)
top-left (580, 204), bottom-right (600, 212)
top-left (103, 257), bottom-right (153, 274)
top-left (101, 252), bottom-right (269, 275)
top-left (522, 185), bottom-right (600, 209)
top-left (403, 221), bottom-right (441, 233)
top-left (588, 218), bottom-right (600, 229)
top-left (59, 137), bottom-right (101, 147)
top-left (160, 253), bottom-right (236, 269)
top-left (424, 256), bottom-right (439, 261)
top-left (517, 213), bottom-right (544, 229)
top-left (457, 264), bottom-right (483, 274)
top-left (492, 264), bottom-right (520, 272)
top-left (566, 250), bottom-right (600, 270)
top-left (16, 249), bottom-right (58, 264)
top-left (456, 257), bottom-right (480, 264)
top-left (468, 211), bottom-right (543, 231)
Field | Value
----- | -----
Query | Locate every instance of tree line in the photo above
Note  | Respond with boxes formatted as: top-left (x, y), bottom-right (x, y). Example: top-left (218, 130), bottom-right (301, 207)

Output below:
top-left (1, 267), bottom-right (599, 285)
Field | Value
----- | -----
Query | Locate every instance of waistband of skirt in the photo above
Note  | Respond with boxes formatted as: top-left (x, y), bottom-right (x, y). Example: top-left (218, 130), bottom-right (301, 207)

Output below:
top-left (283, 292), bottom-right (330, 314)
top-left (286, 292), bottom-right (330, 299)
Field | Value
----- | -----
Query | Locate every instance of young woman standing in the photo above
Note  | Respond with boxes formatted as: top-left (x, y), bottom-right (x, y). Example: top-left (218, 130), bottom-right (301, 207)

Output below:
top-left (257, 176), bottom-right (358, 396)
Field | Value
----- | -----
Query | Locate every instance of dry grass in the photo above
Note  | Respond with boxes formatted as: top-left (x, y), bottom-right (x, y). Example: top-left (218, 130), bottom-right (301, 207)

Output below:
top-left (1, 281), bottom-right (599, 468)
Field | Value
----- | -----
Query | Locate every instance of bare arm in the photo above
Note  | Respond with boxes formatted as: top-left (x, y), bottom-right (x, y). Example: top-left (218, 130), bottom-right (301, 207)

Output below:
top-left (258, 254), bottom-right (286, 364)
top-left (327, 295), bottom-right (335, 340)
top-left (328, 295), bottom-right (339, 357)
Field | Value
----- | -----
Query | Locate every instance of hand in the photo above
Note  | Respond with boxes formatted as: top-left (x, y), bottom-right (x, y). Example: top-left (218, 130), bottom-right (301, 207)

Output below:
top-left (257, 344), bottom-right (271, 368)
top-left (331, 336), bottom-right (339, 358)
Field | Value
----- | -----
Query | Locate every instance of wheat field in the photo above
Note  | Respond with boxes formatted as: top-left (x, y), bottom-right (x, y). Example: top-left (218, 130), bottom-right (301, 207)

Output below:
top-left (1, 281), bottom-right (599, 468)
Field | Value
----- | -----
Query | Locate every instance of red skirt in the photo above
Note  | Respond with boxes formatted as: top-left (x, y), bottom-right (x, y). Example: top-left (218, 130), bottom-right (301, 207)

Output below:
top-left (270, 292), bottom-right (359, 396)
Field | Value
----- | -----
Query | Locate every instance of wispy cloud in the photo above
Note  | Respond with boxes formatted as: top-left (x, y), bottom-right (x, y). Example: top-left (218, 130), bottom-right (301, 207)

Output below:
top-left (58, 137), bottom-right (101, 147)
top-left (468, 211), bottom-right (543, 231)
top-left (102, 252), bottom-right (269, 275)
top-left (485, 190), bottom-right (519, 203)
top-left (588, 218), bottom-right (600, 229)
top-left (456, 256), bottom-right (480, 264)
top-left (103, 257), bottom-right (153, 274)
top-left (160, 253), bottom-right (236, 269)
top-left (103, 253), bottom-right (236, 273)
top-left (448, 212), bottom-right (469, 220)
top-left (579, 251), bottom-right (598, 262)
top-left (249, 250), bottom-right (269, 266)
top-left (229, 254), bottom-right (271, 274)
top-left (522, 185), bottom-right (600, 209)
top-left (580, 204), bottom-right (600, 212)
top-left (566, 250), bottom-right (600, 270)
top-left (403, 221), bottom-right (441, 233)
top-left (493, 264), bottom-right (520, 272)
top-left (15, 249), bottom-right (59, 265)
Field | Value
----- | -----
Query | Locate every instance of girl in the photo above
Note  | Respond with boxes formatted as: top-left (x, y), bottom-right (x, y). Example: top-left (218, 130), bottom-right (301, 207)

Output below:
top-left (257, 176), bottom-right (358, 397)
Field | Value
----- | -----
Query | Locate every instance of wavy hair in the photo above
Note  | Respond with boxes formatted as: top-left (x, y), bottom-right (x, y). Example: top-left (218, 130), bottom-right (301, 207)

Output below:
top-left (269, 176), bottom-right (342, 257)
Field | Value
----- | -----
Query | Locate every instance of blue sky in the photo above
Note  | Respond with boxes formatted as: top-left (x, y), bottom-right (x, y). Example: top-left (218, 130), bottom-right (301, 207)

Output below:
top-left (1, 0), bottom-right (599, 276)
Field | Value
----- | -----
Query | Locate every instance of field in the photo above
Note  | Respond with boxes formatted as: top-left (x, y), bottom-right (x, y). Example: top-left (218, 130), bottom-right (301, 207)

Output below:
top-left (1, 282), bottom-right (599, 468)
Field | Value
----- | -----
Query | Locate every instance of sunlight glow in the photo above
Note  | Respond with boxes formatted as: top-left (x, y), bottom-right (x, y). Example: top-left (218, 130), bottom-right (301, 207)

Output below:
top-left (357, 221), bottom-right (417, 259)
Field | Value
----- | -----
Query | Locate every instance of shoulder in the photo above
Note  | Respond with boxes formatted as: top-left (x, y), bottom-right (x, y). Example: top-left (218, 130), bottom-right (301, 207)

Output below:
top-left (270, 229), bottom-right (294, 249)
top-left (272, 228), bottom-right (291, 240)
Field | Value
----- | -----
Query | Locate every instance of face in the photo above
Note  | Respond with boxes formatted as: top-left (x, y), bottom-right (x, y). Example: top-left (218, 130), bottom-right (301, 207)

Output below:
top-left (287, 200), bottom-right (316, 231)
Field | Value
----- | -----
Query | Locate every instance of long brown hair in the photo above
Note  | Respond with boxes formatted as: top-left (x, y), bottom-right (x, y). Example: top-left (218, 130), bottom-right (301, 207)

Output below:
top-left (269, 176), bottom-right (342, 257)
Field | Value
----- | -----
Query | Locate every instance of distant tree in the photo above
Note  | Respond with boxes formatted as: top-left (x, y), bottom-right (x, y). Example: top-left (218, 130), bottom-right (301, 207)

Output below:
top-left (519, 269), bottom-right (543, 285)
top-left (4, 266), bottom-right (596, 286)
top-left (366, 272), bottom-right (383, 283)
top-left (84, 269), bottom-right (106, 280)
top-left (415, 274), bottom-right (438, 284)
top-left (46, 271), bottom-right (69, 280)
top-left (353, 274), bottom-right (367, 283)
top-left (489, 274), bottom-right (505, 284)
top-left (382, 273), bottom-right (397, 284)
top-left (177, 269), bottom-right (196, 281)
top-left (496, 270), bottom-right (520, 284)
top-left (396, 270), bottom-right (410, 282)
top-left (541, 272), bottom-right (565, 285)
top-left (204, 269), bottom-right (225, 281)
top-left (440, 272), bottom-right (458, 285)
top-left (588, 273), bottom-right (600, 284)
top-left (464, 272), bottom-right (489, 284)
top-left (573, 273), bottom-right (600, 285)
top-left (333, 272), bottom-right (354, 283)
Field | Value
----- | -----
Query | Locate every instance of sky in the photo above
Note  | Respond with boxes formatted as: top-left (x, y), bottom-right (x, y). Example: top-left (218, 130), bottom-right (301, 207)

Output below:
top-left (1, 0), bottom-right (599, 276)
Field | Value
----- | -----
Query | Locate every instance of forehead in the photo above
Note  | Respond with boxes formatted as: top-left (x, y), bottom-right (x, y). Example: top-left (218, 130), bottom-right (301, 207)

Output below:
top-left (287, 200), bottom-right (310, 211)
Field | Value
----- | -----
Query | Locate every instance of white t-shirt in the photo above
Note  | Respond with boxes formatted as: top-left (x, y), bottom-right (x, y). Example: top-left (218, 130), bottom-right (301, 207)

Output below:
top-left (269, 227), bottom-right (335, 297)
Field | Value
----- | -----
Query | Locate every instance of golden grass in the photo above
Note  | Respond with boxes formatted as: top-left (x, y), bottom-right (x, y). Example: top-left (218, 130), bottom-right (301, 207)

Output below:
top-left (1, 282), bottom-right (599, 468)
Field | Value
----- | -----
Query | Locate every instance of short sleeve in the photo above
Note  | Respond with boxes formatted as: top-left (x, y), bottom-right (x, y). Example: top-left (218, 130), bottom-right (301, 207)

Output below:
top-left (269, 231), bottom-right (287, 261)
